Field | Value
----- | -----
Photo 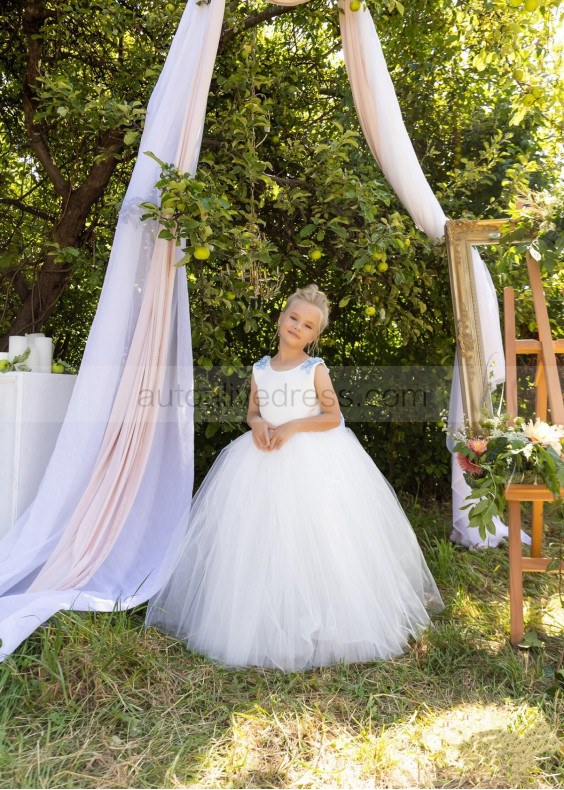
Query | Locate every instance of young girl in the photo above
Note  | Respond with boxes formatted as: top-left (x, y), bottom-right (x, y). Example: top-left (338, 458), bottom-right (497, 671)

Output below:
top-left (146, 284), bottom-right (443, 670)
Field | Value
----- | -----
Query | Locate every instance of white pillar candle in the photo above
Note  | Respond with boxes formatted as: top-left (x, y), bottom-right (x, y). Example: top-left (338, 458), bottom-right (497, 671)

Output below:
top-left (34, 337), bottom-right (53, 374)
top-left (8, 336), bottom-right (28, 360)
top-left (26, 348), bottom-right (41, 372)
top-left (25, 332), bottom-right (45, 348)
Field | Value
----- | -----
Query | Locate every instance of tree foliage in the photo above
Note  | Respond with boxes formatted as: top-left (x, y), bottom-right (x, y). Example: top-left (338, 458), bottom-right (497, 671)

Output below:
top-left (0, 0), bottom-right (562, 494)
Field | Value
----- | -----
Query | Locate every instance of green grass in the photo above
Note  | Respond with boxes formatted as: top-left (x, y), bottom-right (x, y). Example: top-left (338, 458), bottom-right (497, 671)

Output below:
top-left (1, 503), bottom-right (564, 788)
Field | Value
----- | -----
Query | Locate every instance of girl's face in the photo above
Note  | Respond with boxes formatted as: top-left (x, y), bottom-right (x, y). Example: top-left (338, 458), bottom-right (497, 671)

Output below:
top-left (278, 299), bottom-right (322, 350)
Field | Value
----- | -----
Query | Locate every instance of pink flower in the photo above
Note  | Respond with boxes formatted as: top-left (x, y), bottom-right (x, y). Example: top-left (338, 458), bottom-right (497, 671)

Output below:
top-left (457, 451), bottom-right (485, 477)
top-left (457, 438), bottom-right (488, 477)
top-left (468, 438), bottom-right (488, 457)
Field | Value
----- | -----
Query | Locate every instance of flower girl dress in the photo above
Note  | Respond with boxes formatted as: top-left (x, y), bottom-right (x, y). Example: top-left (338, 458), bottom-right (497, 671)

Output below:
top-left (145, 356), bottom-right (443, 670)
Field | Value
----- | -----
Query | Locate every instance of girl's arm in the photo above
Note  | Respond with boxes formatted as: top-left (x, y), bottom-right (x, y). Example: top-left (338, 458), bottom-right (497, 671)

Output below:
top-left (268, 364), bottom-right (341, 450)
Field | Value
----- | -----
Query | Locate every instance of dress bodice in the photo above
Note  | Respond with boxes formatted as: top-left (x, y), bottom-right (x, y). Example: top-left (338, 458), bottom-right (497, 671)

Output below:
top-left (252, 355), bottom-right (325, 427)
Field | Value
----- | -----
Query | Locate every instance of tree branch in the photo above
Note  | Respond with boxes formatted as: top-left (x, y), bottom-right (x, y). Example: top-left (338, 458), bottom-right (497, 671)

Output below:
top-left (12, 269), bottom-right (31, 301)
top-left (219, 5), bottom-right (295, 53)
top-left (0, 197), bottom-right (54, 221)
top-left (266, 174), bottom-right (314, 190)
top-left (70, 128), bottom-right (125, 211)
top-left (22, 2), bottom-right (71, 198)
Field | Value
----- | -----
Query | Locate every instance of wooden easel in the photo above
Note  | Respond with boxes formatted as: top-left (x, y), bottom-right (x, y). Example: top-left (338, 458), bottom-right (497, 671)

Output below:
top-left (503, 251), bottom-right (564, 645)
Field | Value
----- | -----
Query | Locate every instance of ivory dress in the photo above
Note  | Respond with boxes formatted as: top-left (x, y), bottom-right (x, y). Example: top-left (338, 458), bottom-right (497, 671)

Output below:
top-left (146, 356), bottom-right (443, 670)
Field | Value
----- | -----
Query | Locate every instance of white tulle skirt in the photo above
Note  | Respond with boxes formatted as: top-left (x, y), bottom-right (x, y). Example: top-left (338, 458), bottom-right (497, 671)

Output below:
top-left (146, 425), bottom-right (443, 671)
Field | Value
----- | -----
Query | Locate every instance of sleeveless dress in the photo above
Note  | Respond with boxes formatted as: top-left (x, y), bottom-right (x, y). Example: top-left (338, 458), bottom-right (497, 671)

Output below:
top-left (145, 356), bottom-right (443, 670)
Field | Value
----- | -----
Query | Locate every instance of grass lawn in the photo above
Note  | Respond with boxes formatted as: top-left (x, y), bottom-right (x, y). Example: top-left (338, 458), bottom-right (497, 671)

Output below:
top-left (1, 503), bottom-right (564, 789)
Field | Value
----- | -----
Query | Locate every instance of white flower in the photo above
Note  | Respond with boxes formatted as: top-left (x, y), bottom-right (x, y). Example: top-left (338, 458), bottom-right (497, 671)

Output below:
top-left (523, 418), bottom-right (564, 456)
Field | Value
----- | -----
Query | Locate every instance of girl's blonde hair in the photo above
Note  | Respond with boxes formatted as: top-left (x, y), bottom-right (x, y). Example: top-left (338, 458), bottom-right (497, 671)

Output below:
top-left (283, 284), bottom-right (330, 336)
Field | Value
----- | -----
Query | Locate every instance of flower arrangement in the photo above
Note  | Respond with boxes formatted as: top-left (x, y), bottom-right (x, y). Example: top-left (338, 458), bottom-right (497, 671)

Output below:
top-left (450, 413), bottom-right (564, 539)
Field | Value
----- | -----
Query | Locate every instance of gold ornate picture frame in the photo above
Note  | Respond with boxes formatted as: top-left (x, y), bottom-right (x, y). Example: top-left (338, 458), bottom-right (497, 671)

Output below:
top-left (444, 218), bottom-right (524, 430)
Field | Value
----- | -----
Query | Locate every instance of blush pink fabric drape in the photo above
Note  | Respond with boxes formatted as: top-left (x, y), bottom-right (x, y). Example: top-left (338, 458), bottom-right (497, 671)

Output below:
top-left (28, 237), bottom-right (177, 591)
top-left (28, 14), bottom-right (226, 592)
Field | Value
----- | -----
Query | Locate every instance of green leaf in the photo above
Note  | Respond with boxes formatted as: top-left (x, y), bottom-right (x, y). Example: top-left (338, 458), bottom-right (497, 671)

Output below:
top-left (144, 151), bottom-right (166, 167)
top-left (519, 631), bottom-right (544, 649)
top-left (299, 224), bottom-right (316, 238)
top-left (12, 347), bottom-right (31, 364)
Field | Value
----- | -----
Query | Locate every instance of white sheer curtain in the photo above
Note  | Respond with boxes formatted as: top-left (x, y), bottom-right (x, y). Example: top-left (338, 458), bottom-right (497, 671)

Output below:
top-left (0, 0), bottom-right (225, 661)
top-left (337, 2), bottom-right (512, 548)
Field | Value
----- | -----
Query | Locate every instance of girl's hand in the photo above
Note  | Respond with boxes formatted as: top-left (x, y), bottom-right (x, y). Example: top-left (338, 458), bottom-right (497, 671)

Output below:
top-left (251, 418), bottom-right (276, 451)
top-left (268, 421), bottom-right (297, 451)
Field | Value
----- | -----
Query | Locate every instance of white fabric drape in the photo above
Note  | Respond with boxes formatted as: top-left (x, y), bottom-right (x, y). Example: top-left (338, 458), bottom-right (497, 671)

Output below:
top-left (0, 0), bottom-right (225, 661)
top-left (338, 2), bottom-right (445, 238)
top-left (337, 3), bottom-right (511, 548)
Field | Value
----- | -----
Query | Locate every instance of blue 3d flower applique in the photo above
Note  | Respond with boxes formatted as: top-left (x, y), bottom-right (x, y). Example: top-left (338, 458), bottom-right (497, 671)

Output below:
top-left (303, 357), bottom-right (324, 373)
top-left (255, 356), bottom-right (271, 369)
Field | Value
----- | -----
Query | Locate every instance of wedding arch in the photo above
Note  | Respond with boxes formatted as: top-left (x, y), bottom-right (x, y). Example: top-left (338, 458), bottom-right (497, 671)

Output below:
top-left (0, 0), bottom-right (504, 660)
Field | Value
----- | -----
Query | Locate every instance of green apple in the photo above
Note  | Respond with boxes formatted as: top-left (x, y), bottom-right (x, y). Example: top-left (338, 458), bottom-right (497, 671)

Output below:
top-left (512, 68), bottom-right (524, 81)
top-left (377, 262), bottom-right (389, 272)
top-left (0, 359), bottom-right (10, 372)
top-left (226, 291), bottom-right (236, 300)
top-left (524, 0), bottom-right (539, 10)
top-left (194, 246), bottom-right (210, 260)
top-left (363, 263), bottom-right (374, 273)
top-left (51, 362), bottom-right (65, 374)
top-left (165, 3), bottom-right (175, 12)
top-left (522, 94), bottom-right (535, 106)
top-left (350, 0), bottom-right (362, 10)
top-left (365, 306), bottom-right (376, 317)
top-left (309, 249), bottom-right (322, 260)
top-left (271, 135), bottom-right (280, 144)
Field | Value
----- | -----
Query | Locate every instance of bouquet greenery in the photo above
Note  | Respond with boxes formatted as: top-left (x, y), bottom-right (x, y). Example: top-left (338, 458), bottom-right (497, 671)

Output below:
top-left (452, 414), bottom-right (564, 539)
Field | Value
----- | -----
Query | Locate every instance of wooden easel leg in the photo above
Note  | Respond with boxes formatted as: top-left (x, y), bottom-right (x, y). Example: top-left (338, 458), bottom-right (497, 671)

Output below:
top-left (508, 500), bottom-right (525, 645)
top-left (531, 501), bottom-right (543, 558)
top-left (527, 253), bottom-right (564, 424)
top-left (535, 360), bottom-right (548, 422)
top-left (503, 287), bottom-right (518, 422)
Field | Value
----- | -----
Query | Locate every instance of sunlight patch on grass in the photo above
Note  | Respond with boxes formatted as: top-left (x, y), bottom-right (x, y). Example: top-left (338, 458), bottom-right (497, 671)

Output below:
top-left (537, 593), bottom-right (564, 636)
top-left (190, 701), bottom-right (562, 789)
top-left (194, 705), bottom-right (397, 789)
top-left (387, 701), bottom-right (562, 789)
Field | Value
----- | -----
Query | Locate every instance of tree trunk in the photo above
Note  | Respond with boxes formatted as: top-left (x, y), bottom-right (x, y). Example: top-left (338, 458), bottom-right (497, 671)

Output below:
top-left (0, 2), bottom-right (124, 350)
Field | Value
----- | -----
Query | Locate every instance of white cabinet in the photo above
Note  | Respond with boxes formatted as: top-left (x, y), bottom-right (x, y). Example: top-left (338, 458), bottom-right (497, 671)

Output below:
top-left (0, 372), bottom-right (76, 539)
